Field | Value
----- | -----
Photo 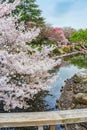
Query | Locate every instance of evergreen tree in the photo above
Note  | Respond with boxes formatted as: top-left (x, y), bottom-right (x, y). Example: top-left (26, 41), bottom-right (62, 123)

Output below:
top-left (12, 0), bottom-right (44, 25)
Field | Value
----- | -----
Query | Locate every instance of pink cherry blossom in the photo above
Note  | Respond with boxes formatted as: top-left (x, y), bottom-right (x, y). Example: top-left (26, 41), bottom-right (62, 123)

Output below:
top-left (0, 0), bottom-right (62, 111)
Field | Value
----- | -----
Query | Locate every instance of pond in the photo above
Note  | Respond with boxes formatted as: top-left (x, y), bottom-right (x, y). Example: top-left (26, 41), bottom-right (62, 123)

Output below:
top-left (1, 54), bottom-right (87, 130)
top-left (44, 54), bottom-right (87, 130)
top-left (45, 54), bottom-right (87, 110)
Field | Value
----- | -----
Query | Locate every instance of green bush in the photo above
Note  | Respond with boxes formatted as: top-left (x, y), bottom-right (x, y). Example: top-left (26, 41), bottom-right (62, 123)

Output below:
top-left (70, 29), bottom-right (87, 45)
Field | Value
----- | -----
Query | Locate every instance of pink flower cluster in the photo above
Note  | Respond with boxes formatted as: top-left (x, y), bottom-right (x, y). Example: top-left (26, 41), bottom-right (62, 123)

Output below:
top-left (53, 28), bottom-right (68, 43)
top-left (0, 0), bottom-right (20, 18)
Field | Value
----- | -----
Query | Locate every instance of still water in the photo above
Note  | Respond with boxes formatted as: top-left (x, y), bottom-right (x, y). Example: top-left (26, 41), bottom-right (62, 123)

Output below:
top-left (44, 55), bottom-right (87, 130)
top-left (1, 55), bottom-right (87, 130)
top-left (45, 64), bottom-right (85, 110)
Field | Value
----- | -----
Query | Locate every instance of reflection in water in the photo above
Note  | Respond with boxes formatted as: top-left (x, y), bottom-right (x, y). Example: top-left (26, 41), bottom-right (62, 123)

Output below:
top-left (45, 64), bottom-right (85, 110)
top-left (70, 54), bottom-right (87, 69)
top-left (1, 55), bottom-right (87, 130)
top-left (44, 55), bottom-right (86, 130)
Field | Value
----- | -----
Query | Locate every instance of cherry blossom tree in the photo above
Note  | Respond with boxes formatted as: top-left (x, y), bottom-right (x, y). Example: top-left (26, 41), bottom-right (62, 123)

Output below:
top-left (0, 0), bottom-right (20, 18)
top-left (47, 27), bottom-right (68, 44)
top-left (0, 0), bottom-right (61, 111)
top-left (36, 25), bottom-right (68, 46)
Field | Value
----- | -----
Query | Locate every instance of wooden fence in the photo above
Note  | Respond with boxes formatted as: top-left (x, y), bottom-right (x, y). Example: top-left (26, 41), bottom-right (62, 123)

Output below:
top-left (0, 109), bottom-right (87, 130)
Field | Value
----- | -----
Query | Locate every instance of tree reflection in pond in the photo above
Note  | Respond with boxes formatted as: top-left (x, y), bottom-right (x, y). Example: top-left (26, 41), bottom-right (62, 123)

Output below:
top-left (0, 90), bottom-right (51, 130)
top-left (17, 90), bottom-right (53, 130)
top-left (2, 55), bottom-right (86, 130)
top-left (64, 54), bottom-right (87, 69)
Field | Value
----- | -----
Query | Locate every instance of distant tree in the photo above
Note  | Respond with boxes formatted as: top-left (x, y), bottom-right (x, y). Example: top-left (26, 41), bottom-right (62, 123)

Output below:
top-left (12, 0), bottom-right (44, 26)
top-left (51, 28), bottom-right (68, 43)
top-left (70, 29), bottom-right (87, 44)
top-left (42, 26), bottom-right (68, 44)
top-left (31, 25), bottom-right (68, 46)
top-left (63, 27), bottom-right (76, 39)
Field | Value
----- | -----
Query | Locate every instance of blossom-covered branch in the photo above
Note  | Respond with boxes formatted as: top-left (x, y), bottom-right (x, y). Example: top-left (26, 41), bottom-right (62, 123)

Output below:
top-left (0, 0), bottom-right (61, 111)
top-left (0, 0), bottom-right (20, 18)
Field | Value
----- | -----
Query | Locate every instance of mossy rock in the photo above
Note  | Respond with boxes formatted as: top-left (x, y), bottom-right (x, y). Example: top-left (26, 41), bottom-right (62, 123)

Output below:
top-left (73, 71), bottom-right (87, 83)
top-left (75, 93), bottom-right (87, 104)
top-left (63, 46), bottom-right (71, 53)
top-left (75, 45), bottom-right (81, 51)
top-left (53, 48), bottom-right (64, 54)
top-left (73, 75), bottom-right (81, 83)
top-left (70, 46), bottom-right (74, 51)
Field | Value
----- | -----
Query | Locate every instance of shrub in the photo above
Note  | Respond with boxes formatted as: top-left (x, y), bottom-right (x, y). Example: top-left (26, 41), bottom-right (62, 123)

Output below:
top-left (70, 29), bottom-right (87, 45)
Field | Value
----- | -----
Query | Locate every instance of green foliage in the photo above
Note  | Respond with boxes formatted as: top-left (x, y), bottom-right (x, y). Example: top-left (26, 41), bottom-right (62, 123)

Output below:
top-left (70, 29), bottom-right (87, 44)
top-left (37, 47), bottom-right (42, 52)
top-left (69, 54), bottom-right (87, 69)
top-left (31, 37), bottom-right (55, 46)
top-left (11, 0), bottom-right (44, 25)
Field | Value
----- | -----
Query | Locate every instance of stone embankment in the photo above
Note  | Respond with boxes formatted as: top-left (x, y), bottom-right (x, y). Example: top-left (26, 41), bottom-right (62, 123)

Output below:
top-left (57, 71), bottom-right (87, 130)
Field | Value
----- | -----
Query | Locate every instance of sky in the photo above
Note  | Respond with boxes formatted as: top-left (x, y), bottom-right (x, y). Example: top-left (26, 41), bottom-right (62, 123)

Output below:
top-left (36, 0), bottom-right (87, 29)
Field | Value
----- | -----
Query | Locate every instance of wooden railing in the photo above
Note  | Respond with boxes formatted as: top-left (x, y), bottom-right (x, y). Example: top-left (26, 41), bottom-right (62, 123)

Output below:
top-left (0, 109), bottom-right (87, 130)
